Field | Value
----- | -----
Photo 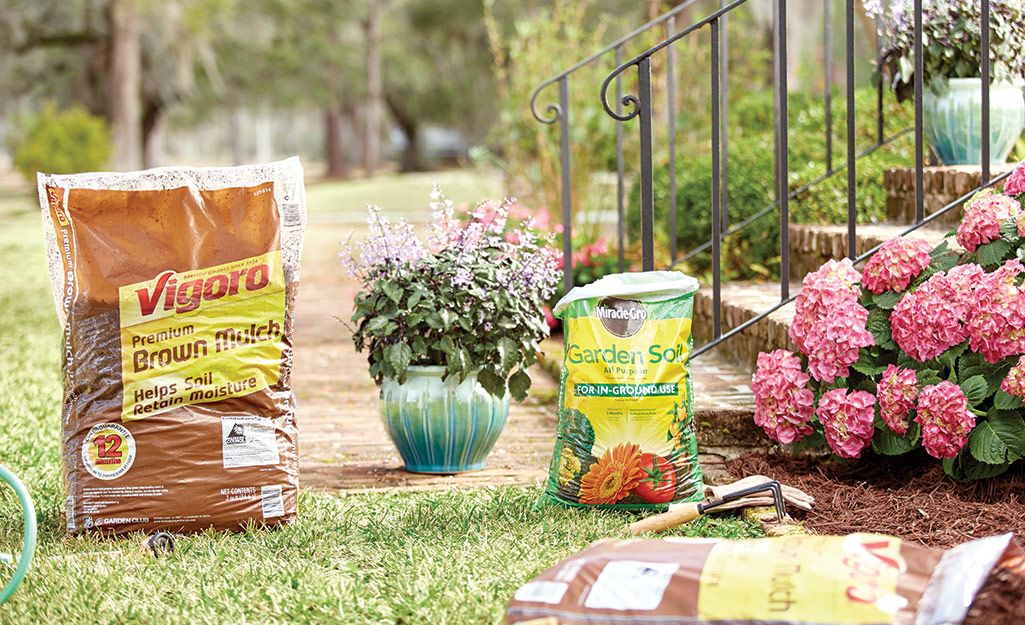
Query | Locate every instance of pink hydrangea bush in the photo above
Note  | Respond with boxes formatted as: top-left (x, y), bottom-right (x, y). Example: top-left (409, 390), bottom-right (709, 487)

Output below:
top-left (817, 389), bottom-right (876, 459)
top-left (751, 159), bottom-right (1025, 480)
top-left (789, 259), bottom-right (874, 383)
top-left (861, 238), bottom-right (933, 294)
top-left (915, 382), bottom-right (975, 459)
top-left (955, 190), bottom-right (1020, 253)
top-left (877, 365), bottom-right (919, 434)
top-left (752, 350), bottom-right (815, 444)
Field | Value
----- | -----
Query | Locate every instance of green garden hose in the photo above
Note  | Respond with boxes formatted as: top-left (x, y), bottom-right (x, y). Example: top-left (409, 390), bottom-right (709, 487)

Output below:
top-left (0, 465), bottom-right (35, 604)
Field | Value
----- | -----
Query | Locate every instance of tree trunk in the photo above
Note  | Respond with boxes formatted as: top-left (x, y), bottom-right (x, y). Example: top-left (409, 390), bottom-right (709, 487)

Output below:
top-left (325, 108), bottom-right (347, 178)
top-left (363, 1), bottom-right (382, 176)
top-left (108, 0), bottom-right (143, 171)
top-left (385, 93), bottom-right (424, 173)
top-left (141, 98), bottom-right (165, 169)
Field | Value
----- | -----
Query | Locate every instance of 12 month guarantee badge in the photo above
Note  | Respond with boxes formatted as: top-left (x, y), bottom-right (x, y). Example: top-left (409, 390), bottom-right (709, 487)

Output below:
top-left (81, 423), bottom-right (136, 480)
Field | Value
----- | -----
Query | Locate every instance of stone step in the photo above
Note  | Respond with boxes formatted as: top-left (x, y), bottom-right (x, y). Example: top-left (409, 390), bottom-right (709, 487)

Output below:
top-left (885, 164), bottom-right (1014, 227)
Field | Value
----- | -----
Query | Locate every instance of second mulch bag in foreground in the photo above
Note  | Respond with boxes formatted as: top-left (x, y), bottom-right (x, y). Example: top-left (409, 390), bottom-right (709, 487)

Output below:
top-left (541, 271), bottom-right (703, 509)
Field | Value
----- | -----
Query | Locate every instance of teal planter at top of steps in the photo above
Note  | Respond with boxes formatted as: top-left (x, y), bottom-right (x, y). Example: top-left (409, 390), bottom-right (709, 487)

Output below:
top-left (923, 78), bottom-right (1025, 166)
top-left (380, 366), bottom-right (510, 473)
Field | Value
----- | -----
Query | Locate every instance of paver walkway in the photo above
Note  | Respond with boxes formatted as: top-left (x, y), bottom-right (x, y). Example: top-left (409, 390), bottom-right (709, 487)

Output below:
top-left (294, 191), bottom-right (756, 493)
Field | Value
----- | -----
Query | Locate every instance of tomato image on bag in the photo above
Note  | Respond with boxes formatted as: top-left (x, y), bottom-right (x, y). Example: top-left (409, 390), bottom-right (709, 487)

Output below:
top-left (540, 271), bottom-right (703, 509)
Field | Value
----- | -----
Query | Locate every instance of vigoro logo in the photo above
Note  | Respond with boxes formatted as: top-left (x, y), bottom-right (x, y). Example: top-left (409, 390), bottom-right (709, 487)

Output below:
top-left (47, 186), bottom-right (70, 226)
top-left (135, 265), bottom-right (272, 316)
top-left (595, 297), bottom-right (647, 338)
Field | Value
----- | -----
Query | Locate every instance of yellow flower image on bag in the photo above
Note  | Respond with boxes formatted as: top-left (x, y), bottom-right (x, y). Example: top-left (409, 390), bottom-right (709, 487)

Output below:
top-left (540, 271), bottom-right (703, 509)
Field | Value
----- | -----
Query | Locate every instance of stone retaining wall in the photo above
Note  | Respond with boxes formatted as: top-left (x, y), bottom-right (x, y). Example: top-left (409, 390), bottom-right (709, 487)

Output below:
top-left (884, 164), bottom-right (1014, 227)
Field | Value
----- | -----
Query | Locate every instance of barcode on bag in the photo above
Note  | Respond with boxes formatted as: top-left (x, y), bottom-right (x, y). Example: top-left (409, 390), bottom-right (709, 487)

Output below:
top-left (261, 485), bottom-right (284, 518)
top-left (281, 203), bottom-right (302, 228)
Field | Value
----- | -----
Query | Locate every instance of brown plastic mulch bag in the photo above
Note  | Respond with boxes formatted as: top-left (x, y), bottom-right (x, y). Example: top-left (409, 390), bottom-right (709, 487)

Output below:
top-left (540, 272), bottom-right (703, 510)
top-left (38, 157), bottom-right (306, 535)
top-left (507, 533), bottom-right (1025, 625)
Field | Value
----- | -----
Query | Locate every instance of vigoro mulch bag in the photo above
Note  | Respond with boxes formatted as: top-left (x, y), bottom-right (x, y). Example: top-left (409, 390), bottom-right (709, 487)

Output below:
top-left (541, 272), bottom-right (702, 509)
top-left (507, 533), bottom-right (1024, 625)
top-left (38, 157), bottom-right (306, 535)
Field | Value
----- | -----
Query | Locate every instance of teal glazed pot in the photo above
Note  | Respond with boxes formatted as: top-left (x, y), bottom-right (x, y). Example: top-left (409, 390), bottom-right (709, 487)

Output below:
top-left (380, 366), bottom-right (510, 473)
top-left (923, 78), bottom-right (1024, 165)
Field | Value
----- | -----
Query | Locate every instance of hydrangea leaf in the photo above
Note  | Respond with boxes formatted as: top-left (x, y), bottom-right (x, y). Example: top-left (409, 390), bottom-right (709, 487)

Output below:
top-left (873, 291), bottom-right (903, 310)
top-left (975, 239), bottom-right (1012, 267)
top-left (960, 375), bottom-right (988, 408)
top-left (994, 389), bottom-right (1025, 411)
top-left (987, 410), bottom-right (1025, 460)
top-left (508, 369), bottom-right (531, 402)
top-left (871, 426), bottom-right (915, 456)
top-left (1000, 216), bottom-right (1020, 243)
top-left (866, 308), bottom-right (897, 350)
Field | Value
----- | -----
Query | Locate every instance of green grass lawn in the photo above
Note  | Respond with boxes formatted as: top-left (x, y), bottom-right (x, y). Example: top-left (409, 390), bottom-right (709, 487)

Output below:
top-left (0, 172), bottom-right (761, 624)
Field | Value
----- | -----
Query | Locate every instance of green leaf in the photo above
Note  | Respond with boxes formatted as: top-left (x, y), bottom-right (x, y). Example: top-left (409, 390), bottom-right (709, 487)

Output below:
top-left (408, 289), bottom-right (424, 309)
top-left (439, 309), bottom-right (455, 330)
top-left (929, 251), bottom-right (959, 273)
top-left (873, 291), bottom-right (903, 310)
top-left (929, 239), bottom-right (949, 258)
top-left (976, 238), bottom-right (1012, 267)
top-left (383, 281), bottom-right (402, 304)
top-left (1000, 216), bottom-right (1020, 243)
top-left (988, 410), bottom-right (1025, 460)
top-left (476, 368), bottom-right (506, 398)
top-left (498, 337), bottom-right (518, 374)
top-left (852, 348), bottom-right (888, 377)
top-left (366, 316), bottom-right (390, 334)
top-left (960, 375), bottom-right (988, 408)
top-left (915, 368), bottom-right (943, 387)
top-left (995, 389), bottom-right (1025, 411)
top-left (385, 342), bottom-right (413, 377)
top-left (969, 420), bottom-right (1010, 464)
top-left (866, 308), bottom-right (897, 350)
top-left (943, 451), bottom-right (1011, 482)
top-left (871, 426), bottom-right (916, 456)
top-left (508, 369), bottom-right (532, 402)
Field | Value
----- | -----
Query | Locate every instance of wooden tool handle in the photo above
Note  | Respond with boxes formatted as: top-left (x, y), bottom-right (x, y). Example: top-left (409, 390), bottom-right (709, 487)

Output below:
top-left (627, 502), bottom-right (702, 535)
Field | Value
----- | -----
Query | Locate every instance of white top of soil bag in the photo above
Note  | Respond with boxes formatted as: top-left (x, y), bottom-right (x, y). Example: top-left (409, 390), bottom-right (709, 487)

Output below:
top-left (553, 271), bottom-right (699, 317)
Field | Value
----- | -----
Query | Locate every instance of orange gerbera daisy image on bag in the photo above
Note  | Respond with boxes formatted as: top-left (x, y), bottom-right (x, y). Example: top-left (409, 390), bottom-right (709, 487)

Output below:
top-left (578, 442), bottom-right (645, 504)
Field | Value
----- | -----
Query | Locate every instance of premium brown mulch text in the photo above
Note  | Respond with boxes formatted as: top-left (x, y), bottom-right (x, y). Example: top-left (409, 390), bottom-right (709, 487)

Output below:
top-left (726, 451), bottom-right (1025, 623)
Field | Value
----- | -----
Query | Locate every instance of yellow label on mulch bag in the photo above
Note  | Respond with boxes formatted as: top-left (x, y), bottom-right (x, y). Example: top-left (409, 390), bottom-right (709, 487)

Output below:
top-left (697, 534), bottom-right (905, 623)
top-left (118, 251), bottom-right (286, 421)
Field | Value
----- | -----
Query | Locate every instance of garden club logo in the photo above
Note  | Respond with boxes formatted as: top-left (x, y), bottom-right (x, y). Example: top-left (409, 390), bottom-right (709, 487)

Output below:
top-left (596, 297), bottom-right (647, 338)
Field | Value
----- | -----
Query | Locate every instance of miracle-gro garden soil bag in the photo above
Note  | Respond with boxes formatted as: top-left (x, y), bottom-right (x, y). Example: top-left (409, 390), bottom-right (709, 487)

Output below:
top-left (38, 158), bottom-right (306, 535)
top-left (541, 271), bottom-right (703, 509)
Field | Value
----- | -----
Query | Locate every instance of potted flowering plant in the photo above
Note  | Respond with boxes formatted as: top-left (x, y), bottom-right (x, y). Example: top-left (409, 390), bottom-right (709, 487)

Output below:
top-left (753, 160), bottom-right (1025, 481)
top-left (869, 0), bottom-right (1025, 165)
top-left (340, 187), bottom-right (561, 473)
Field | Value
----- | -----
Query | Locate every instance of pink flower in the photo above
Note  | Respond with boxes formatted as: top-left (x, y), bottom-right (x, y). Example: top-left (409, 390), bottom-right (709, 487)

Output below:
top-left (877, 365), bottom-right (919, 434)
top-left (789, 259), bottom-right (873, 382)
top-left (915, 381), bottom-right (974, 459)
top-left (861, 238), bottom-right (934, 294)
top-left (965, 260), bottom-right (1025, 363)
top-left (542, 305), bottom-right (557, 329)
top-left (1004, 160), bottom-right (1025, 196)
top-left (1001, 355), bottom-right (1025, 399)
top-left (752, 350), bottom-right (816, 444)
top-left (802, 304), bottom-right (874, 383)
top-left (956, 190), bottom-right (1020, 253)
top-left (817, 389), bottom-right (876, 459)
top-left (890, 271), bottom-right (970, 362)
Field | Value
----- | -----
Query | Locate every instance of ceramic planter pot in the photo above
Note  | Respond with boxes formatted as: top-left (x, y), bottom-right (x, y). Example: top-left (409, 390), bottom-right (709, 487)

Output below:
top-left (380, 366), bottom-right (510, 473)
top-left (923, 78), bottom-right (1025, 166)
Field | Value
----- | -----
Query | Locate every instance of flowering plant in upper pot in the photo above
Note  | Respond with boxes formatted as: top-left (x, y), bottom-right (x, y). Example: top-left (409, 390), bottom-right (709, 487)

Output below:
top-left (753, 159), bottom-right (1025, 481)
top-left (868, 0), bottom-right (1025, 164)
top-left (340, 187), bottom-right (561, 473)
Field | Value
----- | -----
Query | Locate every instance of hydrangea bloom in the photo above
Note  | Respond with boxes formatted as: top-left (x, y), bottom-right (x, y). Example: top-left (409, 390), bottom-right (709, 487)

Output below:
top-left (861, 238), bottom-right (934, 294)
top-left (955, 190), bottom-right (1020, 253)
top-left (752, 350), bottom-right (816, 444)
top-left (965, 260), bottom-right (1025, 363)
top-left (789, 259), bottom-right (873, 382)
top-left (915, 381), bottom-right (974, 459)
top-left (1005, 160), bottom-right (1025, 196)
top-left (877, 365), bottom-right (919, 434)
top-left (891, 271), bottom-right (970, 362)
top-left (1001, 355), bottom-right (1025, 399)
top-left (817, 389), bottom-right (876, 459)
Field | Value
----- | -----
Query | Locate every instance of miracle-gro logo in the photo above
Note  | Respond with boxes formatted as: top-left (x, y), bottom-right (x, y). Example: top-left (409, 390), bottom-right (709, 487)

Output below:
top-left (135, 265), bottom-right (271, 316)
top-left (596, 297), bottom-right (647, 338)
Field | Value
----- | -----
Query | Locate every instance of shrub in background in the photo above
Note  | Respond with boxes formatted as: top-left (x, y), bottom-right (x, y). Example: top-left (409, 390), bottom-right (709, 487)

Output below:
top-left (9, 104), bottom-right (112, 182)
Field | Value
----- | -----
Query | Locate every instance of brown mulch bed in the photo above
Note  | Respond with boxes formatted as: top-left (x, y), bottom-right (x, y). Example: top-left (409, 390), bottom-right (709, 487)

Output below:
top-left (726, 450), bottom-right (1025, 549)
top-left (726, 451), bottom-right (1025, 624)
